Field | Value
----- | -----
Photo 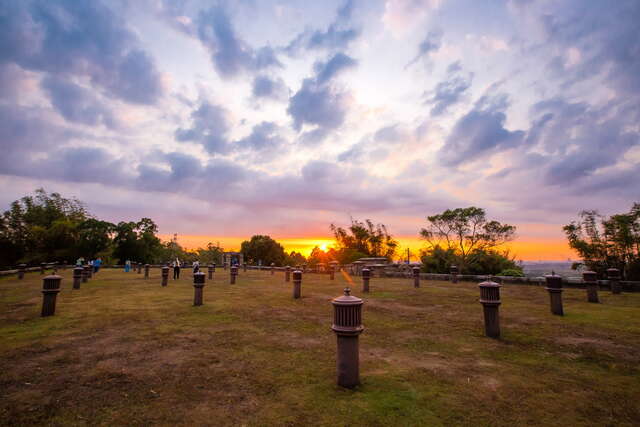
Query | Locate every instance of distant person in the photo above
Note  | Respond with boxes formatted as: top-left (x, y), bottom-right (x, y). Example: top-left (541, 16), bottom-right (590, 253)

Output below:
top-left (94, 257), bottom-right (102, 273)
top-left (125, 260), bottom-right (131, 272)
top-left (173, 258), bottom-right (181, 279)
top-left (192, 260), bottom-right (200, 274)
top-left (76, 257), bottom-right (84, 266)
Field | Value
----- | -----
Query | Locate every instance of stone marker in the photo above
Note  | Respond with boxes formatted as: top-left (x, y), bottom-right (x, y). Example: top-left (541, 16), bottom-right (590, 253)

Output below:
top-left (161, 266), bottom-right (169, 286)
top-left (208, 264), bottom-right (215, 280)
top-left (607, 268), bottom-right (622, 294)
top-left (450, 265), bottom-right (459, 283)
top-left (223, 262), bottom-right (228, 271)
top-left (412, 266), bottom-right (421, 288)
top-left (362, 268), bottom-right (371, 293)
top-left (82, 265), bottom-right (90, 283)
top-left (583, 271), bottom-right (599, 303)
top-left (230, 265), bottom-right (238, 284)
top-left (479, 278), bottom-right (501, 338)
top-left (137, 263), bottom-right (142, 274)
top-left (87, 264), bottom-right (93, 279)
top-left (193, 272), bottom-right (205, 306)
top-left (17, 264), bottom-right (26, 280)
top-left (331, 287), bottom-right (364, 388)
top-left (285, 266), bottom-right (291, 282)
top-left (40, 262), bottom-right (46, 275)
top-left (41, 274), bottom-right (62, 317)
top-left (545, 273), bottom-right (564, 316)
top-left (330, 266), bottom-right (335, 281)
top-left (271, 262), bottom-right (275, 275)
top-left (243, 263), bottom-right (247, 273)
top-left (144, 264), bottom-right (150, 279)
top-left (293, 269), bottom-right (302, 299)
top-left (73, 266), bottom-right (83, 290)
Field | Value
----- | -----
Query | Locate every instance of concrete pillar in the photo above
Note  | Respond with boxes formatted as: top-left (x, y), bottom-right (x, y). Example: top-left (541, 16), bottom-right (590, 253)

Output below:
top-left (193, 272), bottom-right (205, 306)
top-left (293, 269), bottom-right (302, 299)
top-left (224, 261), bottom-right (228, 271)
top-left (41, 274), bottom-right (62, 317)
top-left (479, 279), bottom-right (501, 338)
top-left (607, 268), bottom-right (622, 294)
top-left (230, 265), bottom-right (238, 284)
top-left (82, 266), bottom-right (90, 283)
top-left (144, 264), bottom-right (150, 279)
top-left (412, 266), bottom-right (421, 288)
top-left (271, 263), bottom-right (275, 275)
top-left (285, 266), bottom-right (291, 282)
top-left (208, 264), bottom-right (214, 280)
top-left (73, 267), bottom-right (83, 290)
top-left (331, 288), bottom-right (364, 388)
top-left (450, 265), bottom-right (459, 283)
top-left (40, 262), bottom-right (46, 275)
top-left (243, 263), bottom-right (247, 273)
top-left (362, 268), bottom-right (370, 293)
top-left (161, 266), bottom-right (169, 286)
top-left (330, 266), bottom-right (335, 281)
top-left (583, 271), bottom-right (599, 303)
top-left (137, 263), bottom-right (142, 274)
top-left (17, 264), bottom-right (26, 280)
top-left (545, 274), bottom-right (564, 316)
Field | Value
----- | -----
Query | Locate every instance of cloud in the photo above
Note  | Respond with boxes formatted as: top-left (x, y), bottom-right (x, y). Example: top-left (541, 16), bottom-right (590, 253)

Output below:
top-left (195, 5), bottom-right (281, 78)
top-left (234, 121), bottom-right (285, 152)
top-left (175, 101), bottom-right (231, 154)
top-left (424, 62), bottom-right (473, 116)
top-left (0, 0), bottom-right (163, 105)
top-left (252, 75), bottom-right (289, 101)
top-left (405, 30), bottom-right (443, 68)
top-left (382, 0), bottom-right (443, 37)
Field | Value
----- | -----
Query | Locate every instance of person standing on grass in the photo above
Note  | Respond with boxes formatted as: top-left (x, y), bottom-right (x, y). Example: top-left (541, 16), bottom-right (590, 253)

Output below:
top-left (125, 260), bottom-right (131, 272)
top-left (94, 257), bottom-right (102, 273)
top-left (173, 258), bottom-right (181, 279)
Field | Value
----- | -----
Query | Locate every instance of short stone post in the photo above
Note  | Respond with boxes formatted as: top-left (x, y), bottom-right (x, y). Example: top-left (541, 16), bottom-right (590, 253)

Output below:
top-left (412, 266), bottom-right (421, 288)
top-left (41, 274), bottom-right (62, 317)
top-left (285, 266), bottom-right (291, 282)
top-left (362, 268), bottom-right (371, 293)
top-left (144, 264), bottom-right (150, 279)
top-left (293, 269), bottom-right (302, 299)
top-left (137, 263), bottom-right (142, 274)
top-left (224, 262), bottom-right (228, 271)
top-left (73, 266), bottom-right (83, 289)
top-left (330, 266), bottom-right (335, 281)
top-left (479, 279), bottom-right (501, 338)
top-left (450, 265), bottom-right (459, 283)
top-left (40, 262), bottom-right (46, 274)
top-left (270, 263), bottom-right (275, 275)
top-left (331, 288), bottom-right (364, 388)
top-left (302, 263), bottom-right (307, 273)
top-left (545, 274), bottom-right (564, 316)
top-left (208, 264), bottom-right (214, 280)
top-left (230, 265), bottom-right (238, 284)
top-left (82, 265), bottom-right (90, 283)
top-left (161, 266), bottom-right (169, 286)
top-left (583, 271), bottom-right (599, 303)
top-left (607, 268), bottom-right (622, 294)
top-left (17, 264), bottom-right (26, 280)
top-left (243, 263), bottom-right (247, 273)
top-left (193, 272), bottom-right (205, 306)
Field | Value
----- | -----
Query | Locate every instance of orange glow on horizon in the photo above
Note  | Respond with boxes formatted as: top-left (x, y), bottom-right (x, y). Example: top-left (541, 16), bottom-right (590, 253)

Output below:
top-left (158, 234), bottom-right (576, 261)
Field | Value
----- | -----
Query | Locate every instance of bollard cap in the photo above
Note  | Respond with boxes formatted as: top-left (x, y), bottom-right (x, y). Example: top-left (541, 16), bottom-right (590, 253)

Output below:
top-left (193, 272), bottom-right (206, 284)
top-left (332, 287), bottom-right (362, 306)
top-left (606, 268), bottom-right (621, 279)
top-left (331, 288), bottom-right (364, 335)
top-left (286, 265), bottom-right (291, 271)
top-left (43, 274), bottom-right (62, 290)
top-left (479, 279), bottom-right (500, 288)
top-left (412, 266), bottom-right (421, 275)
top-left (450, 265), bottom-right (459, 274)
top-left (362, 267), bottom-right (371, 278)
top-left (292, 269), bottom-right (302, 280)
top-left (582, 271), bottom-right (597, 282)
top-left (544, 273), bottom-right (563, 289)
top-left (162, 266), bottom-right (169, 272)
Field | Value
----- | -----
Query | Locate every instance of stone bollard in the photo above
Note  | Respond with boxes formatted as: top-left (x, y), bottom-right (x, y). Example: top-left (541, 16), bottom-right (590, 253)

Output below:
top-left (137, 263), bottom-right (142, 274)
top-left (208, 264), bottom-right (215, 280)
top-left (144, 264), bottom-right (150, 279)
top-left (302, 264), bottom-right (307, 274)
top-left (82, 265), bottom-right (90, 283)
top-left (479, 279), bottom-right (501, 338)
top-left (293, 269), bottom-right (302, 299)
top-left (285, 266), bottom-right (291, 282)
top-left (362, 268), bottom-right (371, 293)
top-left (224, 262), bottom-right (228, 271)
top-left (243, 263), bottom-right (247, 273)
top-left (230, 265), bottom-right (238, 284)
top-left (73, 266), bottom-right (83, 290)
top-left (545, 274), bottom-right (564, 316)
top-left (330, 266), bottom-right (335, 281)
top-left (331, 288), bottom-right (364, 388)
top-left (41, 274), bottom-right (62, 317)
top-left (412, 266), bottom-right (421, 288)
top-left (17, 264), bottom-right (26, 280)
top-left (193, 272), bottom-right (205, 306)
top-left (40, 262), bottom-right (46, 275)
top-left (271, 263), bottom-right (275, 275)
top-left (87, 265), bottom-right (93, 279)
top-left (450, 265), bottom-right (459, 283)
top-left (583, 271), bottom-right (599, 303)
top-left (607, 268), bottom-right (622, 294)
top-left (161, 266), bottom-right (169, 286)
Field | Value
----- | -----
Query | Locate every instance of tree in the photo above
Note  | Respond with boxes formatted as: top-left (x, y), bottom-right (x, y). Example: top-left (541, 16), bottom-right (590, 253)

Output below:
top-left (240, 235), bottom-right (286, 266)
top-left (112, 218), bottom-right (163, 264)
top-left (284, 251), bottom-right (307, 266)
top-left (420, 207), bottom-right (516, 272)
top-left (330, 219), bottom-right (398, 260)
top-left (563, 204), bottom-right (640, 279)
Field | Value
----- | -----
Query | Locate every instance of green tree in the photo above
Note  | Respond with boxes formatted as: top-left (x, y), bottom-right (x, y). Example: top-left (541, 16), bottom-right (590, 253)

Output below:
top-left (112, 218), bottom-right (163, 264)
top-left (284, 251), bottom-right (307, 266)
top-left (420, 207), bottom-right (516, 273)
top-left (240, 235), bottom-right (286, 266)
top-left (563, 204), bottom-right (640, 279)
top-left (330, 219), bottom-right (398, 260)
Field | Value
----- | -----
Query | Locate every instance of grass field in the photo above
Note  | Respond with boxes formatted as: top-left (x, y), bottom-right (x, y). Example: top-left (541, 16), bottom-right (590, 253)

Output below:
top-left (1, 268), bottom-right (639, 426)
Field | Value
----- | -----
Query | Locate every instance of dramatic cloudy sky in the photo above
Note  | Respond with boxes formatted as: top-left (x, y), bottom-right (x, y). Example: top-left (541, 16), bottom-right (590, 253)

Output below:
top-left (1, 0), bottom-right (638, 259)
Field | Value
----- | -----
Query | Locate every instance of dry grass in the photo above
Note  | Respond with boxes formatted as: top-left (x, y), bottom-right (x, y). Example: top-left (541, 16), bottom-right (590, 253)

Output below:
top-left (1, 268), bottom-right (639, 426)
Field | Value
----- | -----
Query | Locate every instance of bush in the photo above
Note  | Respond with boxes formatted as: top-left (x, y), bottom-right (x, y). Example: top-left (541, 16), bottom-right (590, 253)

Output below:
top-left (498, 268), bottom-right (524, 277)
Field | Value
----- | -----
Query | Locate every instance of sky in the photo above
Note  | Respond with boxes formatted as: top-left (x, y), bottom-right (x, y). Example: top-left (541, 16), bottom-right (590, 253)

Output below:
top-left (0, 0), bottom-right (638, 260)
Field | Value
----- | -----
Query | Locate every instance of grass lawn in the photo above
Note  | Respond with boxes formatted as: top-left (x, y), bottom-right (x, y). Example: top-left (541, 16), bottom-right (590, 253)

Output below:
top-left (1, 268), bottom-right (639, 426)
